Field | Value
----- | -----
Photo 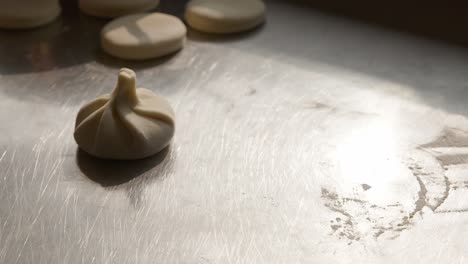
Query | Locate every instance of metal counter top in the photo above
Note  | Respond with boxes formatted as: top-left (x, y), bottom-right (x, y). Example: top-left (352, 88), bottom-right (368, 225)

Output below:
top-left (1, 1), bottom-right (468, 263)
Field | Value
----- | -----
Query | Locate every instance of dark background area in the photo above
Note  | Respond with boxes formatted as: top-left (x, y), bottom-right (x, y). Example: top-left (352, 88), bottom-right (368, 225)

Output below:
top-left (291, 0), bottom-right (468, 47)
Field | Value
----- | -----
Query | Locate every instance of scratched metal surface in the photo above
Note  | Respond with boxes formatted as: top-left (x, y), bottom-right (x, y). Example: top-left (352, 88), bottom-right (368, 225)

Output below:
top-left (1, 1), bottom-right (468, 263)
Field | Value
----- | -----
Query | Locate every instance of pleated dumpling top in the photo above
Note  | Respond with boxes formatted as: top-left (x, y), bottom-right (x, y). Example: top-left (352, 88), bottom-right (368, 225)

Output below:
top-left (74, 68), bottom-right (175, 160)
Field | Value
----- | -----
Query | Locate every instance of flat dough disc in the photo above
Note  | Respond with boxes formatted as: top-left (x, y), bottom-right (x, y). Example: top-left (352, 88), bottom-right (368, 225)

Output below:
top-left (184, 0), bottom-right (266, 34)
top-left (79, 0), bottom-right (160, 18)
top-left (101, 13), bottom-right (187, 60)
top-left (0, 0), bottom-right (61, 29)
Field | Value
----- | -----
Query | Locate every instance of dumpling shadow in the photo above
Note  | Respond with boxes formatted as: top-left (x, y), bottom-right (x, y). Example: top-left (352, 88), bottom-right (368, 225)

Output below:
top-left (76, 147), bottom-right (170, 187)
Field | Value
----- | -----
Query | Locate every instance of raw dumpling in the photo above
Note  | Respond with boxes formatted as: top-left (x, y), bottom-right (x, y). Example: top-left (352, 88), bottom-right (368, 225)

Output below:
top-left (184, 0), bottom-right (266, 34)
top-left (79, 0), bottom-right (160, 18)
top-left (0, 0), bottom-right (61, 29)
top-left (74, 68), bottom-right (175, 160)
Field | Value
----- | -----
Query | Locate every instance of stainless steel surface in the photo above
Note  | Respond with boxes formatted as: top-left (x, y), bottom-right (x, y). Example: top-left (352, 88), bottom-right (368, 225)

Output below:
top-left (2, 1), bottom-right (468, 263)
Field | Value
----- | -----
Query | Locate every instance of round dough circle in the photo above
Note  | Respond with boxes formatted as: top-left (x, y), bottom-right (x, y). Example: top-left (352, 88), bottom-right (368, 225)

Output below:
top-left (184, 0), bottom-right (266, 34)
top-left (0, 0), bottom-right (61, 29)
top-left (101, 13), bottom-right (187, 60)
top-left (79, 0), bottom-right (160, 18)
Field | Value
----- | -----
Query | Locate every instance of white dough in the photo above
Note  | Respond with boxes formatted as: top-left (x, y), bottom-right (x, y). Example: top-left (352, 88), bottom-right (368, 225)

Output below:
top-left (0, 0), bottom-right (61, 29)
top-left (74, 68), bottom-right (175, 160)
top-left (101, 13), bottom-right (186, 60)
top-left (184, 0), bottom-right (266, 34)
top-left (79, 0), bottom-right (160, 18)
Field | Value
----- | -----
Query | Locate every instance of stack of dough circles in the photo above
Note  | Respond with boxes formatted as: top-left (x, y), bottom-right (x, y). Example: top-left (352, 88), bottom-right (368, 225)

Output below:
top-left (184, 0), bottom-right (266, 34)
top-left (101, 13), bottom-right (187, 60)
top-left (0, 0), bottom-right (61, 29)
top-left (79, 0), bottom-right (160, 18)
